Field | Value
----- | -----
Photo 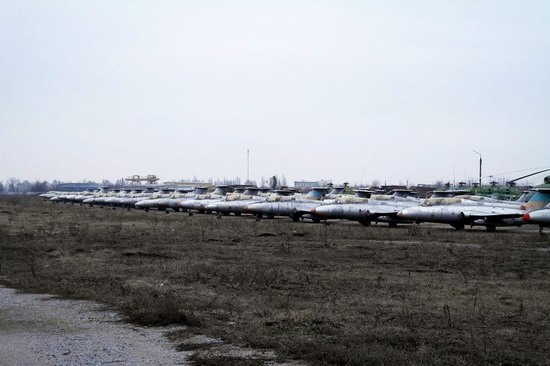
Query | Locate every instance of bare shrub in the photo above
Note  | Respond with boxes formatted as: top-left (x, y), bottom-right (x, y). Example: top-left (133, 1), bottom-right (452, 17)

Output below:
top-left (121, 288), bottom-right (200, 326)
top-left (319, 222), bottom-right (335, 247)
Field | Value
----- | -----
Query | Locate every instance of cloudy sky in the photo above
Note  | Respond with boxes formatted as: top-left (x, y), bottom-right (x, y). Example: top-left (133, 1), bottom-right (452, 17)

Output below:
top-left (1, 1), bottom-right (549, 186)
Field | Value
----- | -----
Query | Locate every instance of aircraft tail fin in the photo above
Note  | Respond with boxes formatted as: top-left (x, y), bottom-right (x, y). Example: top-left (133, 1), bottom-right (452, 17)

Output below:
top-left (524, 188), bottom-right (550, 211)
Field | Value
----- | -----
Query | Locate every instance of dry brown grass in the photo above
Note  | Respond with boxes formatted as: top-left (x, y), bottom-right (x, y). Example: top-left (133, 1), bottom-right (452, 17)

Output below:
top-left (1, 195), bottom-right (549, 365)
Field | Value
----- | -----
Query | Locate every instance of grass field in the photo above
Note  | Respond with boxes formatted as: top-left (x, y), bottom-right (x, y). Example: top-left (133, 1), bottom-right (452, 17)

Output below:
top-left (1, 195), bottom-right (549, 365)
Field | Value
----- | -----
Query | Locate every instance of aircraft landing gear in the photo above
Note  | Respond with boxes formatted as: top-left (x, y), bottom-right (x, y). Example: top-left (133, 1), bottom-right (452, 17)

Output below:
top-left (359, 218), bottom-right (371, 226)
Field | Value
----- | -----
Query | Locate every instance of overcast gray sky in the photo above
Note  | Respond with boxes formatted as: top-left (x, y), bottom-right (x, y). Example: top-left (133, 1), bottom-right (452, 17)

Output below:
top-left (1, 1), bottom-right (549, 186)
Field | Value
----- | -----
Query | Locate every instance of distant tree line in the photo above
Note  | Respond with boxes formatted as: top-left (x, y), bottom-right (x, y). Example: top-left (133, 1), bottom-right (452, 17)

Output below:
top-left (0, 176), bottom-right (262, 194)
top-left (0, 178), bottom-right (72, 193)
top-left (1, 174), bottom-right (471, 194)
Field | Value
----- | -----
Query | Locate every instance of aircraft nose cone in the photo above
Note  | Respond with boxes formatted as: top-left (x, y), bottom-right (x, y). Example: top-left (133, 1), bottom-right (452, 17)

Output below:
top-left (311, 206), bottom-right (329, 217)
top-left (523, 213), bottom-right (531, 222)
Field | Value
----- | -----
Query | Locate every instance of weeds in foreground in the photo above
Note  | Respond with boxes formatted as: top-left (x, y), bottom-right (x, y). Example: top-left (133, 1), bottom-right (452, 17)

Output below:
top-left (320, 222), bottom-right (335, 247)
top-left (120, 289), bottom-right (201, 327)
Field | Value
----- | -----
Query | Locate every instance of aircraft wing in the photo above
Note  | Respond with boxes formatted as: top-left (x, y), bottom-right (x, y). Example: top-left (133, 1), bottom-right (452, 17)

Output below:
top-left (365, 206), bottom-right (402, 218)
top-left (294, 202), bottom-right (324, 215)
top-left (461, 208), bottom-right (524, 223)
top-left (364, 200), bottom-right (420, 218)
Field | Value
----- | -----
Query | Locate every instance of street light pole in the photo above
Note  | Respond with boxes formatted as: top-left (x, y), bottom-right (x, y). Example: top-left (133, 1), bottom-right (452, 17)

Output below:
top-left (473, 150), bottom-right (482, 187)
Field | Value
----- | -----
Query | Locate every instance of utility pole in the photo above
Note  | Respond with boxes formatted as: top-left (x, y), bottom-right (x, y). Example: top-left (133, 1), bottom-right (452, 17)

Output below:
top-left (247, 149), bottom-right (250, 184)
top-left (473, 150), bottom-right (482, 187)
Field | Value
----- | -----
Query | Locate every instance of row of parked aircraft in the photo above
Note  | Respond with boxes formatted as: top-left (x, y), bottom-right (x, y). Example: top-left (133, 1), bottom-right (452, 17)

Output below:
top-left (39, 178), bottom-right (550, 234)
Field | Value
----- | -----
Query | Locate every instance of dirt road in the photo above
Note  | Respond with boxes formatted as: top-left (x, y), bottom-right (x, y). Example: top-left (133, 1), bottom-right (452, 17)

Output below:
top-left (0, 286), bottom-right (189, 365)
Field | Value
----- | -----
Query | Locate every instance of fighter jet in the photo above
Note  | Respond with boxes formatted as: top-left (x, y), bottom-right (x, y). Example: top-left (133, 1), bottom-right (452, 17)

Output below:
top-left (132, 188), bottom-right (174, 211)
top-left (134, 187), bottom-right (195, 213)
top-left (89, 187), bottom-right (153, 210)
top-left (102, 188), bottom-right (136, 207)
top-left (49, 190), bottom-right (85, 204)
top-left (396, 198), bottom-right (525, 231)
top-left (397, 179), bottom-right (550, 231)
top-left (331, 189), bottom-right (374, 204)
top-left (523, 204), bottom-right (550, 234)
top-left (202, 187), bottom-right (249, 212)
top-left (101, 189), bottom-right (133, 207)
top-left (324, 186), bottom-right (346, 199)
top-left (519, 181), bottom-right (550, 234)
top-left (205, 187), bottom-right (269, 216)
top-left (40, 191), bottom-right (74, 201)
top-left (85, 188), bottom-right (131, 208)
top-left (449, 195), bottom-right (526, 209)
top-left (52, 187), bottom-right (106, 204)
top-left (71, 189), bottom-right (101, 205)
top-left (82, 187), bottom-right (116, 207)
top-left (115, 187), bottom-right (156, 210)
top-left (178, 186), bottom-right (230, 213)
top-left (245, 187), bottom-right (330, 222)
top-left (166, 187), bottom-right (211, 213)
top-left (311, 190), bottom-right (421, 226)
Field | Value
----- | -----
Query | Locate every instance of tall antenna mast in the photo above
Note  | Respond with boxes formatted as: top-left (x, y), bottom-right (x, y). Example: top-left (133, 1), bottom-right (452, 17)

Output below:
top-left (247, 149), bottom-right (250, 184)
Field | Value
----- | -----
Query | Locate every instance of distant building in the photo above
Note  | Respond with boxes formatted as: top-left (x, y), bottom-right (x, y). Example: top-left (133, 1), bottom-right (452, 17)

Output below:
top-left (412, 184), bottom-right (438, 198)
top-left (294, 180), bottom-right (332, 188)
top-left (54, 183), bottom-right (99, 192)
top-left (380, 185), bottom-right (407, 191)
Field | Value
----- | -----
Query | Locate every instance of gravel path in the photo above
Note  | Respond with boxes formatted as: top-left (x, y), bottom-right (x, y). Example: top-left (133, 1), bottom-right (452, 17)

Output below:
top-left (0, 286), bottom-right (189, 365)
